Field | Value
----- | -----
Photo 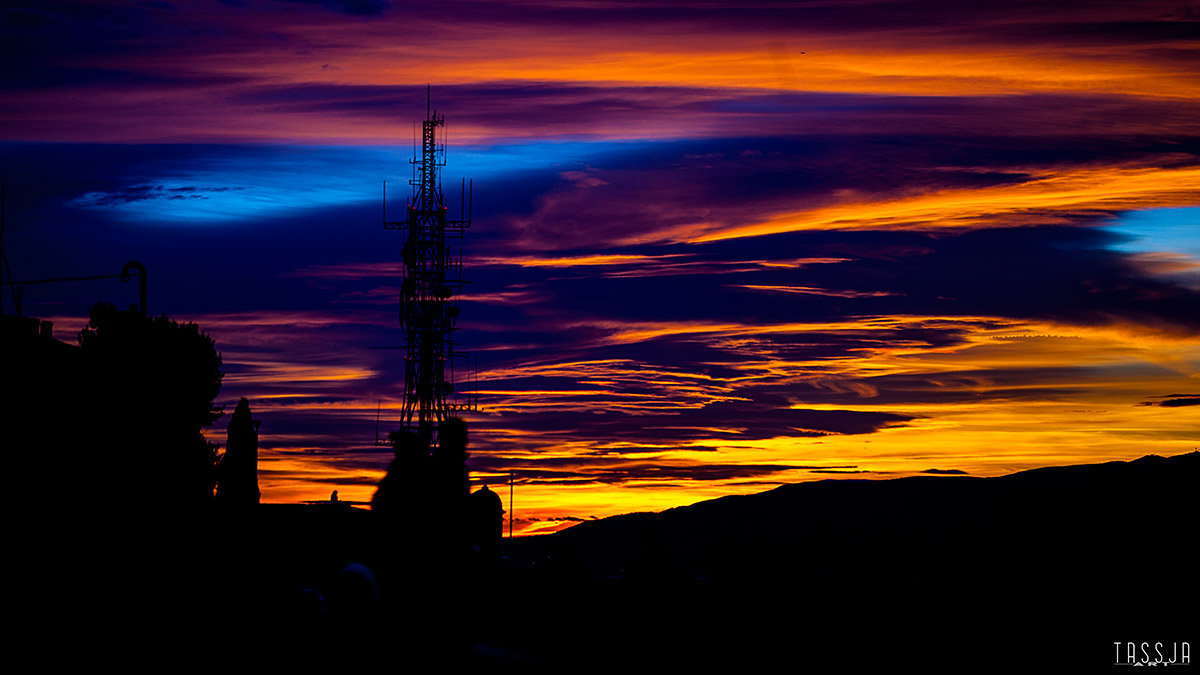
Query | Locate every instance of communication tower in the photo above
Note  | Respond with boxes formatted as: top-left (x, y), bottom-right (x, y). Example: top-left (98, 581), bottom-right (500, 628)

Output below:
top-left (383, 90), bottom-right (475, 448)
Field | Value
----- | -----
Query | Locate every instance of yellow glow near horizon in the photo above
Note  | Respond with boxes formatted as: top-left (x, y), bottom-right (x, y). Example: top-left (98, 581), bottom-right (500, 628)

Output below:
top-left (258, 451), bottom-right (384, 505)
top-left (49, 299), bottom-right (1197, 536)
top-left (196, 290), bottom-right (1196, 535)
top-left (437, 317), bottom-right (1198, 534)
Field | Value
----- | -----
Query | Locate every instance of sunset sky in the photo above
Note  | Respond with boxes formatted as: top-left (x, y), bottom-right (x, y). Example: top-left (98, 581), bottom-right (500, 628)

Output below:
top-left (3, 0), bottom-right (1198, 534)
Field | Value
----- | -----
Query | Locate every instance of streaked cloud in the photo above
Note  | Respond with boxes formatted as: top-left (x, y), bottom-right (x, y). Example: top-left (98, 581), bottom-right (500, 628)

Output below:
top-left (731, 284), bottom-right (900, 299)
top-left (1139, 394), bottom-right (1200, 407)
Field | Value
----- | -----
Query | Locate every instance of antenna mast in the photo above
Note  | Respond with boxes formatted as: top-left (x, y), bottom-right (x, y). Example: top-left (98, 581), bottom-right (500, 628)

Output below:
top-left (383, 89), bottom-right (475, 448)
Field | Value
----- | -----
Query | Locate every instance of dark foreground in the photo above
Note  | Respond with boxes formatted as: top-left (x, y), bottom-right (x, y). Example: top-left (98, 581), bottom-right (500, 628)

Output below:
top-left (18, 452), bottom-right (1195, 669)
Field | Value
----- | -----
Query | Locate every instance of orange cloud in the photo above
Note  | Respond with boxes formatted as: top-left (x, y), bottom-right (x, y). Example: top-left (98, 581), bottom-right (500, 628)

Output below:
top-left (732, 285), bottom-right (900, 298)
top-left (677, 164), bottom-right (1200, 243)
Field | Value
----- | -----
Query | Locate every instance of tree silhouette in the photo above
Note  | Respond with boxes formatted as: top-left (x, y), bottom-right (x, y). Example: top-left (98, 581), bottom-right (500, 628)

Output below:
top-left (78, 301), bottom-right (224, 510)
top-left (370, 418), bottom-right (473, 658)
top-left (216, 397), bottom-right (260, 506)
top-left (371, 429), bottom-right (427, 521)
top-left (372, 418), bottom-right (470, 536)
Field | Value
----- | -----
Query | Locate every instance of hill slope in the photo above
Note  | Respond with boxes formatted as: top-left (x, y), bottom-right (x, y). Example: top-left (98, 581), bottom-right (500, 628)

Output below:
top-left (505, 453), bottom-right (1196, 668)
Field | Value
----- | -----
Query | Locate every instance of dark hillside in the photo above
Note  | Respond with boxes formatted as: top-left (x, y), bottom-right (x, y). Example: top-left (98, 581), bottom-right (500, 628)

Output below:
top-left (502, 452), bottom-right (1196, 668)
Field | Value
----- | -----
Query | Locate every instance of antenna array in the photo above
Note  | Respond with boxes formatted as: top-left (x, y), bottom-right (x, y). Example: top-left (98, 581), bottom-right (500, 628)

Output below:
top-left (383, 90), bottom-right (476, 447)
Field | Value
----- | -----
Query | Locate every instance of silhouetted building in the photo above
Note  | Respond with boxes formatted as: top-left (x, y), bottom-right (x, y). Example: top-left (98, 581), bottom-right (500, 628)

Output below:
top-left (3, 313), bottom-right (86, 499)
top-left (217, 397), bottom-right (260, 505)
top-left (469, 484), bottom-right (504, 564)
top-left (2, 314), bottom-right (77, 397)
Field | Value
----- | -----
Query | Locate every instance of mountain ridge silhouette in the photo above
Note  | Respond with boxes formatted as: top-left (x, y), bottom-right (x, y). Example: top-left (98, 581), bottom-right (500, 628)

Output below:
top-left (497, 451), bottom-right (1195, 668)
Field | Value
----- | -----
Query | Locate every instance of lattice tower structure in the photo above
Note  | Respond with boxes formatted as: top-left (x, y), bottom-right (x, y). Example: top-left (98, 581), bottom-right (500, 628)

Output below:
top-left (384, 101), bottom-right (471, 448)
